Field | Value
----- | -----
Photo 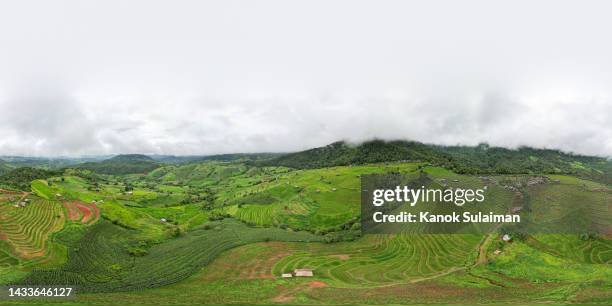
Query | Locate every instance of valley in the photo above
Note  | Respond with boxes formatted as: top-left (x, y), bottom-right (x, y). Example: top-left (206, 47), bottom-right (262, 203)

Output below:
top-left (0, 141), bottom-right (610, 305)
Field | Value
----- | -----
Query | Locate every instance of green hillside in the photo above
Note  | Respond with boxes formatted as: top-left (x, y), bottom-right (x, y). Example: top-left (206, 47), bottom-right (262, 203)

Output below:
top-left (0, 147), bottom-right (610, 305)
top-left (263, 140), bottom-right (611, 183)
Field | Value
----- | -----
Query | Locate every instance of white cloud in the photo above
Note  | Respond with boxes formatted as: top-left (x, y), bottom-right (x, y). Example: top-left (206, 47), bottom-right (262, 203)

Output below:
top-left (0, 0), bottom-right (610, 157)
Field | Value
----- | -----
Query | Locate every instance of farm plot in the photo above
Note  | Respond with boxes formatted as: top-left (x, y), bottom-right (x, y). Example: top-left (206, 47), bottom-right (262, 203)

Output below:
top-left (188, 232), bottom-right (480, 287)
top-left (527, 182), bottom-right (611, 235)
top-left (20, 219), bottom-right (322, 292)
top-left (527, 234), bottom-right (612, 264)
top-left (271, 234), bottom-right (482, 287)
top-left (221, 163), bottom-right (421, 231)
top-left (0, 199), bottom-right (65, 260)
top-left (63, 201), bottom-right (100, 225)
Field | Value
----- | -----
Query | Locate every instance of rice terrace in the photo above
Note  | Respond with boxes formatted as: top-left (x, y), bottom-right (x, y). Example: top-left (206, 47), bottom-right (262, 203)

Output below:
top-left (0, 140), bottom-right (609, 305)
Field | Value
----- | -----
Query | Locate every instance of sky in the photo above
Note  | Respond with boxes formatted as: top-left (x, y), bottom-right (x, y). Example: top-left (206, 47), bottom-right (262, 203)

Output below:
top-left (0, 0), bottom-right (611, 157)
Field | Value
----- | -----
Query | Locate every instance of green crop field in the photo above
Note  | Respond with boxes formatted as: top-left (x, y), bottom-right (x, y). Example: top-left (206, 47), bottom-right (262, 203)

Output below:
top-left (0, 198), bottom-right (65, 264)
top-left (0, 147), bottom-right (610, 305)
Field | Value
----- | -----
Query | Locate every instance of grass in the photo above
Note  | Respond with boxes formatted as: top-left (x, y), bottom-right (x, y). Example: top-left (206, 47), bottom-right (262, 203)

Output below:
top-left (270, 234), bottom-right (482, 287)
top-left (0, 161), bottom-right (609, 305)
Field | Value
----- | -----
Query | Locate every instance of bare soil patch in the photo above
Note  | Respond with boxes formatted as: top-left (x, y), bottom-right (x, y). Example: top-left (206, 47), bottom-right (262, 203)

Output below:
top-left (329, 254), bottom-right (350, 260)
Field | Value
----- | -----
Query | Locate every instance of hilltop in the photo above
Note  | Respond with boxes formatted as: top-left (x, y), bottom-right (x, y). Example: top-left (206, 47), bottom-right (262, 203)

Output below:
top-left (107, 154), bottom-right (156, 162)
top-left (75, 154), bottom-right (160, 175)
top-left (151, 153), bottom-right (283, 164)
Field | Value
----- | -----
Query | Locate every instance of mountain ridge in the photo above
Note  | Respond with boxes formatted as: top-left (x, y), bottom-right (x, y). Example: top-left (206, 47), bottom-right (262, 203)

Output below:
top-left (260, 139), bottom-right (611, 183)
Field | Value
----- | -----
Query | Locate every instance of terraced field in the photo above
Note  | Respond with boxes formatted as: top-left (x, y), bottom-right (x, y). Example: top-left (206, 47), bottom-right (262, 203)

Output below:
top-left (199, 234), bottom-right (482, 286)
top-left (0, 198), bottom-right (65, 260)
top-left (527, 234), bottom-right (612, 264)
top-left (20, 219), bottom-right (323, 292)
top-left (271, 234), bottom-right (482, 287)
top-left (220, 163), bottom-right (422, 231)
top-left (527, 178), bottom-right (611, 234)
top-left (0, 159), bottom-right (610, 305)
top-left (63, 201), bottom-right (100, 225)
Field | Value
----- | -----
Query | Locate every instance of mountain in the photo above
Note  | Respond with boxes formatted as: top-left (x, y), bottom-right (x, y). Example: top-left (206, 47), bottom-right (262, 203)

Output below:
top-left (75, 154), bottom-right (160, 175)
top-left (0, 156), bottom-right (108, 169)
top-left (261, 140), bottom-right (443, 169)
top-left (262, 140), bottom-right (611, 183)
top-left (150, 153), bottom-right (284, 164)
top-left (107, 154), bottom-right (155, 162)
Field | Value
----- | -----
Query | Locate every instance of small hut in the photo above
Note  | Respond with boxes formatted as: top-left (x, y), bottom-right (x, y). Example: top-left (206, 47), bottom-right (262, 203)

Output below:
top-left (294, 269), bottom-right (313, 277)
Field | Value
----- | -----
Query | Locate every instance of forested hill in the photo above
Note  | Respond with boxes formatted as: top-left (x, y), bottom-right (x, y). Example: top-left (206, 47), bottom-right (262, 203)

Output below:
top-left (75, 154), bottom-right (160, 175)
top-left (262, 141), bottom-right (442, 168)
top-left (107, 154), bottom-right (155, 162)
top-left (0, 167), bottom-right (59, 190)
top-left (0, 160), bottom-right (13, 175)
top-left (262, 140), bottom-right (611, 183)
top-left (151, 153), bottom-right (283, 164)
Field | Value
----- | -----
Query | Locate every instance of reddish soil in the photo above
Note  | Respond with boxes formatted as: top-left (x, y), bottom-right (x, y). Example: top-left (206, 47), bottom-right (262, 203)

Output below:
top-left (23, 250), bottom-right (46, 259)
top-left (90, 204), bottom-right (100, 221)
top-left (272, 281), bottom-right (329, 303)
top-left (308, 281), bottom-right (328, 288)
top-left (63, 201), bottom-right (82, 221)
top-left (0, 233), bottom-right (7, 241)
top-left (76, 203), bottom-right (93, 223)
top-left (329, 254), bottom-right (350, 260)
top-left (63, 201), bottom-right (100, 224)
top-left (271, 295), bottom-right (295, 303)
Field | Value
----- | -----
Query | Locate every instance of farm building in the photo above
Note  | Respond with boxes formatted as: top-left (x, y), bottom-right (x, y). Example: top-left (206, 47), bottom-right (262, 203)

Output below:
top-left (294, 269), bottom-right (313, 277)
top-left (281, 273), bottom-right (293, 278)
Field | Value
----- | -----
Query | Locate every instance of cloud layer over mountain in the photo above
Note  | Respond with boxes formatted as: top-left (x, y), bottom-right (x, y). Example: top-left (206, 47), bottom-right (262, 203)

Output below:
top-left (0, 0), bottom-right (610, 156)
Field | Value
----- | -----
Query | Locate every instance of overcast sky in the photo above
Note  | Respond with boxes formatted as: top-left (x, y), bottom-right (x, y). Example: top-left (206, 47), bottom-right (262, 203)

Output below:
top-left (0, 0), bottom-right (611, 157)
